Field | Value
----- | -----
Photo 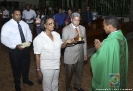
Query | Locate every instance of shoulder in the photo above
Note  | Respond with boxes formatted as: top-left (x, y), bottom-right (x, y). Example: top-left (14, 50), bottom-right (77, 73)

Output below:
top-left (102, 37), bottom-right (118, 47)
top-left (55, 13), bottom-right (59, 16)
top-left (22, 10), bottom-right (26, 13)
top-left (52, 31), bottom-right (60, 37)
top-left (64, 24), bottom-right (71, 29)
top-left (41, 15), bottom-right (45, 18)
top-left (62, 25), bottom-right (71, 31)
top-left (30, 9), bottom-right (36, 13)
top-left (33, 33), bottom-right (44, 42)
top-left (79, 25), bottom-right (85, 29)
top-left (20, 20), bottom-right (29, 26)
top-left (2, 19), bottom-right (12, 27)
top-left (5, 9), bottom-right (9, 12)
top-left (1, 20), bottom-right (14, 32)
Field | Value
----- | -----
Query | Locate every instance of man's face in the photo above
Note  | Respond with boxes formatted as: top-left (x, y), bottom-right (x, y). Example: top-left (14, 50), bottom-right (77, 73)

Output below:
top-left (1, 7), bottom-right (5, 10)
top-left (12, 11), bottom-right (21, 22)
top-left (103, 20), bottom-right (110, 34)
top-left (59, 9), bottom-right (62, 14)
top-left (86, 7), bottom-right (89, 11)
top-left (26, 5), bottom-right (30, 11)
top-left (71, 17), bottom-right (80, 27)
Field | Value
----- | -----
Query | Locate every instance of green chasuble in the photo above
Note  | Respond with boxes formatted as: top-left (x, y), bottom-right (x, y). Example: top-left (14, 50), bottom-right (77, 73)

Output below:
top-left (90, 30), bottom-right (128, 91)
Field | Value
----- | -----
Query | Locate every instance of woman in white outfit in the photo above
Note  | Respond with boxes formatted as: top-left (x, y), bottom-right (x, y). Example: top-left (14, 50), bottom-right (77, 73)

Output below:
top-left (35, 9), bottom-right (44, 35)
top-left (33, 16), bottom-right (72, 91)
top-left (92, 9), bottom-right (98, 20)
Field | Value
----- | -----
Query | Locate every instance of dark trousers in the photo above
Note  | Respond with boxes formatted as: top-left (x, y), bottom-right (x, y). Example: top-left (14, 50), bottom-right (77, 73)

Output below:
top-left (65, 60), bottom-right (84, 91)
top-left (8, 47), bottom-right (30, 85)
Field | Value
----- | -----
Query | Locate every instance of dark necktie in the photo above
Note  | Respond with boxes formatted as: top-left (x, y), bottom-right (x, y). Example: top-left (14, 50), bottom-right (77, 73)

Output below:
top-left (17, 22), bottom-right (26, 43)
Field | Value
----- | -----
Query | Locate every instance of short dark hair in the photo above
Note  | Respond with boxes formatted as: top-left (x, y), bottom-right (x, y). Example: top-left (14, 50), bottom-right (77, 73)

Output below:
top-left (26, 4), bottom-right (30, 7)
top-left (12, 8), bottom-right (21, 14)
top-left (40, 15), bottom-right (53, 31)
top-left (104, 15), bottom-right (119, 28)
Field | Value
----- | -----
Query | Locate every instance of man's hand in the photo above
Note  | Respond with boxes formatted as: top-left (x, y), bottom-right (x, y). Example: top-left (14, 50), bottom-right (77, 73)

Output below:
top-left (15, 44), bottom-right (24, 50)
top-left (94, 39), bottom-right (101, 50)
top-left (30, 18), bottom-right (34, 20)
top-left (37, 70), bottom-right (43, 84)
top-left (84, 55), bottom-right (88, 61)
top-left (88, 22), bottom-right (91, 26)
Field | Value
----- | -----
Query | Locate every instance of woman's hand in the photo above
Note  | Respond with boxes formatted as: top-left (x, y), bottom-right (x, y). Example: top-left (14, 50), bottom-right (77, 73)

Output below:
top-left (37, 70), bottom-right (43, 80)
top-left (66, 39), bottom-right (73, 44)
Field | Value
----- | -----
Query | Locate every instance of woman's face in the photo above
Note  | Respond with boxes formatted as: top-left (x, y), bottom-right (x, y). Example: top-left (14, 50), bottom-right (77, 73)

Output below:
top-left (78, 9), bottom-right (81, 13)
top-left (36, 11), bottom-right (40, 15)
top-left (44, 18), bottom-right (55, 31)
top-left (68, 10), bottom-right (72, 15)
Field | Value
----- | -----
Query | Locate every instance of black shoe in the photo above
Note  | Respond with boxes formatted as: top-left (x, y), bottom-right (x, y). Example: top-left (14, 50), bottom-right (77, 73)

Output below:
top-left (23, 80), bottom-right (34, 86)
top-left (15, 84), bottom-right (21, 91)
top-left (74, 87), bottom-right (84, 91)
top-left (16, 89), bottom-right (21, 91)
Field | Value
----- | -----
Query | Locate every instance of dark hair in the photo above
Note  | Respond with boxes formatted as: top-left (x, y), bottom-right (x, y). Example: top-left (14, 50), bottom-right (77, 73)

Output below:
top-left (26, 4), bottom-right (30, 7)
top-left (12, 8), bottom-right (21, 14)
top-left (36, 9), bottom-right (42, 19)
top-left (40, 15), bottom-right (53, 31)
top-left (104, 15), bottom-right (119, 28)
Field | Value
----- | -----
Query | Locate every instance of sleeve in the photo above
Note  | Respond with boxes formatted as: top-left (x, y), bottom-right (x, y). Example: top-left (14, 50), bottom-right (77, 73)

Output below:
top-left (59, 35), bottom-right (63, 45)
top-left (41, 15), bottom-right (45, 19)
top-left (33, 38), bottom-right (42, 54)
top-left (83, 12), bottom-right (87, 23)
top-left (6, 10), bottom-right (9, 15)
top-left (62, 27), bottom-right (69, 42)
top-left (25, 24), bottom-right (32, 42)
top-left (54, 14), bottom-right (58, 23)
top-left (83, 27), bottom-right (87, 56)
top-left (1, 25), bottom-right (16, 49)
top-left (33, 10), bottom-right (37, 19)
top-left (38, 18), bottom-right (41, 23)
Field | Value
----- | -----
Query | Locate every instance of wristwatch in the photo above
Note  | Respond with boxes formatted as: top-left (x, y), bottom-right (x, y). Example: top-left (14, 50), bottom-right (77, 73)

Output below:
top-left (37, 68), bottom-right (41, 71)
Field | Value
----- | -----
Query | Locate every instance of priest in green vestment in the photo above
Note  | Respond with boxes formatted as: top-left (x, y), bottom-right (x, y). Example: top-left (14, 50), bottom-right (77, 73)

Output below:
top-left (90, 15), bottom-right (128, 91)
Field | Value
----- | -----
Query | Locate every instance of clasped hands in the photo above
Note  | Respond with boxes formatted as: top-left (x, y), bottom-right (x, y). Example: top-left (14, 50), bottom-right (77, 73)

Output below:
top-left (94, 39), bottom-right (101, 50)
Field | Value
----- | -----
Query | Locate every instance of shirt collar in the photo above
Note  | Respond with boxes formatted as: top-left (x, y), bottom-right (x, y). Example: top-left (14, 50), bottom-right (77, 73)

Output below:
top-left (110, 30), bottom-right (118, 34)
top-left (27, 9), bottom-right (31, 11)
top-left (71, 23), bottom-right (79, 29)
top-left (11, 18), bottom-right (22, 25)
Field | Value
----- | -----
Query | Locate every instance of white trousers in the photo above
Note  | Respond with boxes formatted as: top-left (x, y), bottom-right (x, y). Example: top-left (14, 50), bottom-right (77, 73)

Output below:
top-left (41, 69), bottom-right (59, 91)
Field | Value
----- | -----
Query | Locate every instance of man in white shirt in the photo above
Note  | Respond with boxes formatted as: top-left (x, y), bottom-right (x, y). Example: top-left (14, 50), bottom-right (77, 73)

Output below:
top-left (22, 4), bottom-right (36, 33)
top-left (1, 6), bottom-right (9, 24)
top-left (1, 9), bottom-right (34, 91)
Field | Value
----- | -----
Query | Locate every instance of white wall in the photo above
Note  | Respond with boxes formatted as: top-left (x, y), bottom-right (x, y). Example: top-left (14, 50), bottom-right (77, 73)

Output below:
top-left (0, 0), bottom-right (39, 6)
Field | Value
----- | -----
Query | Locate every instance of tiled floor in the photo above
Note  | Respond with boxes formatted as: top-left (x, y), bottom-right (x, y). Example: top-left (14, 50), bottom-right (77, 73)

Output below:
top-left (0, 38), bottom-right (133, 91)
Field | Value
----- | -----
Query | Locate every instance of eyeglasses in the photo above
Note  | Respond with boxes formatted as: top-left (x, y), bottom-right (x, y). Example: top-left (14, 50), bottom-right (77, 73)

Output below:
top-left (47, 22), bottom-right (55, 26)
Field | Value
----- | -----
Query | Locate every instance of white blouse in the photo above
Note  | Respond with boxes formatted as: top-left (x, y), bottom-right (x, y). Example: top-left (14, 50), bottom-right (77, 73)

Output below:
top-left (33, 31), bottom-right (63, 69)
